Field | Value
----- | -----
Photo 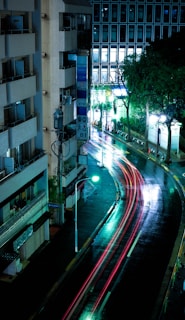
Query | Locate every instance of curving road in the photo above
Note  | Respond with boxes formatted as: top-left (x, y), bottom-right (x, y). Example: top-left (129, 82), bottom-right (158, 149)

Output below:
top-left (61, 140), bottom-right (145, 319)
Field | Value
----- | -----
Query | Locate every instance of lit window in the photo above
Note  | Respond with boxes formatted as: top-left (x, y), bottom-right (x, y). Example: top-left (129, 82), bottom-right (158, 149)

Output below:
top-left (110, 47), bottom-right (117, 63)
top-left (101, 67), bottom-right (108, 83)
top-left (92, 67), bottom-right (99, 83)
top-left (93, 48), bottom-right (99, 63)
top-left (119, 47), bottom-right (126, 63)
top-left (101, 47), bottom-right (108, 63)
top-left (110, 66), bottom-right (116, 83)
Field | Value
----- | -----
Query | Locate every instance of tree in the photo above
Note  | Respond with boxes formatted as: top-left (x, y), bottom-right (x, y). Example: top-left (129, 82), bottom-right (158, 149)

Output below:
top-left (121, 31), bottom-right (185, 162)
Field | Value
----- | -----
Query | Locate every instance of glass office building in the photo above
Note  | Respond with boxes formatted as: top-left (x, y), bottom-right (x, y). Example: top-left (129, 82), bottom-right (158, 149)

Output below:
top-left (91, 0), bottom-right (185, 84)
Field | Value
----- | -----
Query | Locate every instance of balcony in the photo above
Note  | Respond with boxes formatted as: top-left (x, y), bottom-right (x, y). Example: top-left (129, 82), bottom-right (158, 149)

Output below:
top-left (0, 191), bottom-right (48, 248)
top-left (0, 129), bottom-right (9, 154)
top-left (62, 164), bottom-right (87, 188)
top-left (6, 0), bottom-right (34, 11)
top-left (7, 75), bottom-right (36, 103)
top-left (0, 153), bottom-right (48, 203)
top-left (0, 82), bottom-right (7, 107)
top-left (63, 100), bottom-right (76, 126)
top-left (0, 35), bottom-right (5, 58)
top-left (62, 135), bottom-right (77, 162)
top-left (6, 33), bottom-right (35, 57)
top-left (59, 29), bottom-right (77, 52)
top-left (59, 66), bottom-right (76, 88)
top-left (9, 116), bottom-right (37, 148)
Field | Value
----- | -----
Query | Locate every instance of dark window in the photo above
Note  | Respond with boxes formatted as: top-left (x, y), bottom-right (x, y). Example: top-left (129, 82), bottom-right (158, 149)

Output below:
top-left (94, 4), bottom-right (100, 22)
top-left (180, 6), bottom-right (185, 23)
top-left (120, 5), bottom-right (126, 22)
top-left (164, 6), bottom-right (169, 23)
top-left (102, 4), bottom-right (109, 22)
top-left (147, 5), bottom-right (153, 22)
top-left (138, 5), bottom-right (144, 22)
top-left (93, 25), bottom-right (99, 42)
top-left (155, 5), bottom-right (161, 22)
top-left (103, 25), bottom-right (108, 42)
top-left (120, 25), bottom-right (126, 42)
top-left (137, 26), bottom-right (143, 42)
top-left (112, 4), bottom-right (117, 22)
top-left (129, 5), bottom-right (135, 22)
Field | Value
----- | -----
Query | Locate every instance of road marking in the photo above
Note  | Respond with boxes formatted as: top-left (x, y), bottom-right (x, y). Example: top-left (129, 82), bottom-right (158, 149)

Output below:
top-left (127, 230), bottom-right (142, 258)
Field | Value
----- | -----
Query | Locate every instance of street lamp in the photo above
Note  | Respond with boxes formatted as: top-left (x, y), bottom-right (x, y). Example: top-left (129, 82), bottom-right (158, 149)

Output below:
top-left (74, 175), bottom-right (100, 253)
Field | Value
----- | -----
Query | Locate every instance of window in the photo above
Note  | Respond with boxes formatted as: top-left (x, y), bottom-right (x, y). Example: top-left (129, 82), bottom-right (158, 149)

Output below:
top-left (147, 5), bottom-right (153, 22)
top-left (172, 6), bottom-right (178, 23)
top-left (111, 25), bottom-right (117, 42)
top-left (180, 6), bottom-right (185, 23)
top-left (155, 5), bottom-right (161, 22)
top-left (137, 26), bottom-right (143, 42)
top-left (112, 4), bottom-right (117, 22)
top-left (110, 66), bottom-right (116, 83)
top-left (94, 4), bottom-right (100, 22)
top-left (128, 47), bottom-right (134, 56)
top-left (101, 47), bottom-right (108, 63)
top-left (93, 25), bottom-right (99, 42)
top-left (138, 5), bottom-right (144, 22)
top-left (163, 26), bottom-right (168, 39)
top-left (93, 48), bottom-right (99, 63)
top-left (110, 47), bottom-right (117, 63)
top-left (155, 26), bottom-right (160, 40)
top-left (92, 67), bottom-right (99, 83)
top-left (129, 25), bottom-right (135, 42)
top-left (164, 6), bottom-right (169, 23)
top-left (129, 5), bottom-right (135, 22)
top-left (103, 25), bottom-right (108, 42)
top-left (120, 5), bottom-right (126, 22)
top-left (146, 25), bottom-right (152, 42)
top-left (120, 25), bottom-right (126, 42)
top-left (101, 66), bottom-right (108, 83)
top-left (102, 4), bottom-right (109, 22)
top-left (172, 26), bottom-right (177, 35)
top-left (118, 47), bottom-right (126, 63)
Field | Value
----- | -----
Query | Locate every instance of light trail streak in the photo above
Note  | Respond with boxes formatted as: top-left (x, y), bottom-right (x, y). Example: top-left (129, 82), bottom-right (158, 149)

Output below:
top-left (61, 141), bottom-right (145, 320)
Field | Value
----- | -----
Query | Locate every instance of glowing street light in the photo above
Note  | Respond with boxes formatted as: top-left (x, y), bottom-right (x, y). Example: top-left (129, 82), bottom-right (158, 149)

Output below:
top-left (74, 175), bottom-right (100, 253)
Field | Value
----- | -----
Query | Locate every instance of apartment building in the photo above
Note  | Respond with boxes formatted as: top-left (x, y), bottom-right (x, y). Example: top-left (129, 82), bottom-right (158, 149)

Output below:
top-left (91, 0), bottom-right (185, 84)
top-left (41, 0), bottom-right (92, 224)
top-left (0, 1), bottom-right (49, 277)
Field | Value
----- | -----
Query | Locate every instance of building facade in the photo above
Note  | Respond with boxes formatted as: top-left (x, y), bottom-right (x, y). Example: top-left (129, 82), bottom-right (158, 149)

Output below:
top-left (41, 0), bottom-right (92, 224)
top-left (91, 0), bottom-right (185, 84)
top-left (0, 1), bottom-right (49, 277)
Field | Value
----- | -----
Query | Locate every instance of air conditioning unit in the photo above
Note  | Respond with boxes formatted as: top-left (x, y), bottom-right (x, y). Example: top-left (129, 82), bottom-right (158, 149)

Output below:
top-left (0, 170), bottom-right (5, 180)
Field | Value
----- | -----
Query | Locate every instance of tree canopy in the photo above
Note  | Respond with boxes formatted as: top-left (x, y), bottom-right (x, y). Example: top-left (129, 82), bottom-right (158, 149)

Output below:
top-left (122, 30), bottom-right (185, 125)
